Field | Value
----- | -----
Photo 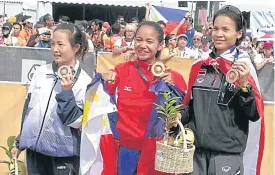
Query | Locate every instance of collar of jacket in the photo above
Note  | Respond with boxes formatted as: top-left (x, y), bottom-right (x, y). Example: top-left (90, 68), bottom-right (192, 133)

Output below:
top-left (50, 60), bottom-right (80, 74)
top-left (136, 59), bottom-right (156, 71)
top-left (210, 46), bottom-right (237, 60)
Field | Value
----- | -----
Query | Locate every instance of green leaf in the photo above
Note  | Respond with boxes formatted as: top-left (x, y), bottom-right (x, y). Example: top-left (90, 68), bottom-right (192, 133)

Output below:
top-left (0, 160), bottom-right (11, 165)
top-left (168, 96), bottom-right (181, 102)
top-left (168, 113), bottom-right (177, 117)
top-left (155, 105), bottom-right (166, 112)
top-left (168, 108), bottom-right (180, 116)
top-left (157, 111), bottom-right (167, 116)
top-left (0, 146), bottom-right (12, 159)
top-left (7, 136), bottom-right (16, 150)
top-left (168, 109), bottom-right (179, 116)
top-left (0, 146), bottom-right (9, 152)
top-left (6, 151), bottom-right (12, 159)
top-left (162, 92), bottom-right (171, 101)
top-left (167, 104), bottom-right (182, 112)
top-left (165, 99), bottom-right (177, 110)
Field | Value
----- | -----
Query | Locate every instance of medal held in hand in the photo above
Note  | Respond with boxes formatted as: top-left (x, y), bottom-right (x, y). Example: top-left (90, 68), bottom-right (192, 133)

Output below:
top-left (151, 62), bottom-right (165, 77)
top-left (57, 65), bottom-right (76, 79)
top-left (226, 68), bottom-right (239, 84)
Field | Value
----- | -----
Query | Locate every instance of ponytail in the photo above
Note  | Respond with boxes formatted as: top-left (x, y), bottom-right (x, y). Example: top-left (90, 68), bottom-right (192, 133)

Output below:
top-left (78, 32), bottom-right (88, 61)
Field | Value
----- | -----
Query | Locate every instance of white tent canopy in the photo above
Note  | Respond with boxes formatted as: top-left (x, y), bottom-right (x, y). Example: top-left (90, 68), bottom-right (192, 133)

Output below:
top-left (35, 0), bottom-right (193, 21)
top-left (220, 0), bottom-right (275, 37)
top-left (38, 0), bottom-right (145, 6)
top-left (0, 0), bottom-right (23, 17)
top-left (220, 1), bottom-right (275, 12)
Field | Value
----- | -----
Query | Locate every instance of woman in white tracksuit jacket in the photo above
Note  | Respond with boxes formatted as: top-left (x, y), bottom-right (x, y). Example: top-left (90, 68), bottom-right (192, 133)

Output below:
top-left (12, 23), bottom-right (92, 175)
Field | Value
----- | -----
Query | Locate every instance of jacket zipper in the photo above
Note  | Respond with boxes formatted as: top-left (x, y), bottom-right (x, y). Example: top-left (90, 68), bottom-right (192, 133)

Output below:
top-left (200, 70), bottom-right (218, 146)
top-left (35, 78), bottom-right (58, 151)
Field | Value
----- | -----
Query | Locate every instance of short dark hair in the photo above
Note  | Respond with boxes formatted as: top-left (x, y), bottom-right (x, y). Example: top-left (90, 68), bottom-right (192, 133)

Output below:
top-left (164, 34), bottom-right (176, 46)
top-left (94, 19), bottom-right (103, 30)
top-left (13, 22), bottom-right (22, 30)
top-left (157, 20), bottom-right (166, 27)
top-left (117, 15), bottom-right (124, 20)
top-left (111, 23), bottom-right (121, 34)
top-left (60, 16), bottom-right (70, 22)
top-left (88, 20), bottom-right (94, 26)
top-left (54, 23), bottom-right (88, 61)
top-left (43, 14), bottom-right (52, 23)
top-left (137, 21), bottom-right (164, 42)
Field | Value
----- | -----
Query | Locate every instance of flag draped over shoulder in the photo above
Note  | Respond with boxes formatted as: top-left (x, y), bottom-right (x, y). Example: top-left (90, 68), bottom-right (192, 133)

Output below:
top-left (80, 73), bottom-right (119, 175)
top-left (183, 49), bottom-right (265, 175)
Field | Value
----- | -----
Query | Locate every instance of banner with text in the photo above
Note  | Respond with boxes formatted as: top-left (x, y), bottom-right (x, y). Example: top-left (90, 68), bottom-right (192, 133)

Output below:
top-left (0, 46), bottom-right (96, 84)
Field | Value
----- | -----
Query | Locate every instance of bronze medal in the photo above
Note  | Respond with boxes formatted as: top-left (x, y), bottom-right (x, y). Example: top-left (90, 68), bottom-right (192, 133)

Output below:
top-left (58, 65), bottom-right (75, 79)
top-left (226, 69), bottom-right (239, 84)
top-left (151, 62), bottom-right (165, 77)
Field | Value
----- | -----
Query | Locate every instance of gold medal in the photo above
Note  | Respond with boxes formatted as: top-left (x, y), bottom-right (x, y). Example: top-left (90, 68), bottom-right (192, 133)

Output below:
top-left (151, 62), bottom-right (165, 77)
top-left (226, 69), bottom-right (239, 84)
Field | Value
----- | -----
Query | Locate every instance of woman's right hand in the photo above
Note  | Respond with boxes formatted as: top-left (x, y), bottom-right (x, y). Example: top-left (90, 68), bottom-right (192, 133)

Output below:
top-left (11, 147), bottom-right (21, 159)
top-left (266, 58), bottom-right (275, 63)
top-left (102, 70), bottom-right (117, 84)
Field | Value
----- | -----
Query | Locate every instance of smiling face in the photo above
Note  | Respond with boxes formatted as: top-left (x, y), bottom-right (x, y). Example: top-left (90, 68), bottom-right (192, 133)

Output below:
top-left (192, 35), bottom-right (201, 48)
top-left (212, 15), bottom-right (242, 54)
top-left (125, 29), bottom-right (135, 40)
top-left (177, 37), bottom-right (188, 49)
top-left (51, 30), bottom-right (80, 66)
top-left (134, 25), bottom-right (163, 63)
top-left (169, 36), bottom-right (177, 48)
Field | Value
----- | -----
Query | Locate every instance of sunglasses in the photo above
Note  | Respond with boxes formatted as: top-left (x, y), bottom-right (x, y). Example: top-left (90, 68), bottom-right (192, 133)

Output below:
top-left (170, 38), bottom-right (177, 41)
top-left (220, 5), bottom-right (244, 28)
top-left (2, 27), bottom-right (10, 30)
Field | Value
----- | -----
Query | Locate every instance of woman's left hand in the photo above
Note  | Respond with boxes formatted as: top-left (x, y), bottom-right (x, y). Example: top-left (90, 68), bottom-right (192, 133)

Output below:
top-left (232, 61), bottom-right (251, 86)
top-left (160, 68), bottom-right (174, 84)
top-left (61, 75), bottom-right (73, 91)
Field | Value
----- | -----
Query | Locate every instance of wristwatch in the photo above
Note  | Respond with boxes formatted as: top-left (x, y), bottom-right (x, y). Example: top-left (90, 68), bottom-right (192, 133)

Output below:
top-left (241, 83), bottom-right (252, 93)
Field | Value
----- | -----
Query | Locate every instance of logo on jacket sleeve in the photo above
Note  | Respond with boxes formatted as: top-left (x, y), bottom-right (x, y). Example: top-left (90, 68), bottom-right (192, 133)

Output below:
top-left (222, 166), bottom-right (231, 172)
top-left (196, 69), bottom-right (207, 83)
top-left (123, 86), bottom-right (132, 92)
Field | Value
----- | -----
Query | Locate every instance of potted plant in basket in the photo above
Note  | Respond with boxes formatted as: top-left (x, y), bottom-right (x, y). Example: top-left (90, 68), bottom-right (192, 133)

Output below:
top-left (0, 136), bottom-right (27, 175)
top-left (154, 92), bottom-right (195, 174)
top-left (155, 92), bottom-right (183, 144)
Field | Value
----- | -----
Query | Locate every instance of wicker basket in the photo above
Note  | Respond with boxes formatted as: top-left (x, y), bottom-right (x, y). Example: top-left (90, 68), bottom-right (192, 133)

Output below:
top-left (155, 119), bottom-right (195, 174)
